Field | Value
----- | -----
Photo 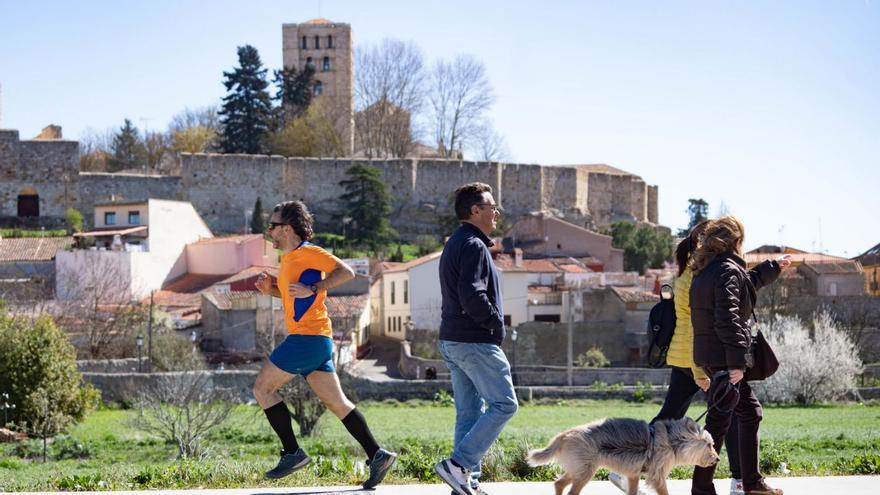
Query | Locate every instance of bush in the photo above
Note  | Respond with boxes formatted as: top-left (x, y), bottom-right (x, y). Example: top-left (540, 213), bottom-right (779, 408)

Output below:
top-left (53, 435), bottom-right (94, 460)
top-left (576, 347), bottom-right (610, 368)
top-left (754, 312), bottom-right (863, 405)
top-left (0, 313), bottom-right (100, 435)
top-left (415, 235), bottom-right (441, 255)
top-left (64, 208), bottom-right (83, 234)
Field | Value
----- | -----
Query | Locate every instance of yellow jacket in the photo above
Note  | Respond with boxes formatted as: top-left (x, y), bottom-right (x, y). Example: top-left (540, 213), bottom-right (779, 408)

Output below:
top-left (666, 268), bottom-right (708, 380)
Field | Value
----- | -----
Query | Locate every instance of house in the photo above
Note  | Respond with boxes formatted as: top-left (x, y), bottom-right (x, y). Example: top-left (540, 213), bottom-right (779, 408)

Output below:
top-left (0, 236), bottom-right (73, 299)
top-left (56, 199), bottom-right (214, 302)
top-left (854, 243), bottom-right (880, 297)
top-left (504, 214), bottom-right (624, 271)
top-left (798, 261), bottom-right (865, 297)
top-left (372, 253), bottom-right (440, 340)
top-left (582, 286), bottom-right (659, 365)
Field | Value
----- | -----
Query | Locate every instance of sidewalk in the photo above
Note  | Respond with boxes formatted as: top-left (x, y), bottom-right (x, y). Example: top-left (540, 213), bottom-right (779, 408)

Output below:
top-left (11, 476), bottom-right (878, 494)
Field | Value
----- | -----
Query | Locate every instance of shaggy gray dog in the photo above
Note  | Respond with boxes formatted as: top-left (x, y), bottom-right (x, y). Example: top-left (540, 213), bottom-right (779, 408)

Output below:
top-left (528, 417), bottom-right (719, 495)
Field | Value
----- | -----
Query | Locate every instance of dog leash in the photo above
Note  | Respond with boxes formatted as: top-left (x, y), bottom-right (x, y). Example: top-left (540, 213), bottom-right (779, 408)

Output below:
top-left (694, 370), bottom-right (740, 424)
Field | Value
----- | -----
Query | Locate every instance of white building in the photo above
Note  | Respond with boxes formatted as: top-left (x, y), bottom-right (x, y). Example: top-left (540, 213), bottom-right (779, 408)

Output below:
top-left (56, 199), bottom-right (213, 301)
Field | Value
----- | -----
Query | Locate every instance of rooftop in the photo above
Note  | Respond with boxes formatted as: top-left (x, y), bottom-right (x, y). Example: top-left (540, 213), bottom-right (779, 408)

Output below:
top-left (611, 286), bottom-right (660, 303)
top-left (0, 237), bottom-right (74, 262)
top-left (799, 260), bottom-right (863, 275)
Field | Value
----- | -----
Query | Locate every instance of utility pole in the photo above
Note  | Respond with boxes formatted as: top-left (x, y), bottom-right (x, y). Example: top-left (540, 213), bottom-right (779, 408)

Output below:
top-left (567, 290), bottom-right (574, 386)
top-left (147, 290), bottom-right (154, 372)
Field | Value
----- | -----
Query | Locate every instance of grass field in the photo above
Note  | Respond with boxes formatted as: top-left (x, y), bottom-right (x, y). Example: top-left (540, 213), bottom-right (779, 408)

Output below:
top-left (1, 399), bottom-right (878, 491)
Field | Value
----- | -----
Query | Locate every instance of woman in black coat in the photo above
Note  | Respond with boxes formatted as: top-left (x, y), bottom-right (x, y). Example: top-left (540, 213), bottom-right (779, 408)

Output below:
top-left (689, 216), bottom-right (790, 495)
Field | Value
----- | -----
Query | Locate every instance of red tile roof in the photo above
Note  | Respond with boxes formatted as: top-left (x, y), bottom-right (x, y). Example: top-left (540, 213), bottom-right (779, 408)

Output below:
top-left (558, 264), bottom-right (591, 273)
top-left (0, 237), bottom-right (74, 262)
top-left (611, 286), bottom-right (660, 303)
top-left (521, 259), bottom-right (562, 273)
top-left (327, 294), bottom-right (370, 318)
top-left (206, 290), bottom-right (259, 310)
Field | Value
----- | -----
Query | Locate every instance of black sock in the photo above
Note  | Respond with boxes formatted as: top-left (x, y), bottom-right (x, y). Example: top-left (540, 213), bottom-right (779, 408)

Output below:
top-left (342, 408), bottom-right (380, 459)
top-left (263, 402), bottom-right (300, 453)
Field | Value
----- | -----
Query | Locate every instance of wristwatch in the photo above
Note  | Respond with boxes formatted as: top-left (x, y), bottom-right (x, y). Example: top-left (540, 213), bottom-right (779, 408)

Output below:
top-left (309, 284), bottom-right (319, 295)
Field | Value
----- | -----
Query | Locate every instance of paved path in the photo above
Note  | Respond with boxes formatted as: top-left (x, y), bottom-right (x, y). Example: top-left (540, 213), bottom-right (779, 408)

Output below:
top-left (11, 476), bottom-right (878, 494)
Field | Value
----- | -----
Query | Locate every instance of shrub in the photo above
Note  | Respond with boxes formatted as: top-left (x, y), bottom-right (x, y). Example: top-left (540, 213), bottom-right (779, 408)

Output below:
top-left (53, 435), bottom-right (94, 460)
top-left (64, 208), bottom-right (83, 234)
top-left (576, 347), bottom-right (610, 368)
top-left (433, 389), bottom-right (454, 407)
top-left (0, 312), bottom-right (100, 434)
top-left (754, 312), bottom-right (863, 405)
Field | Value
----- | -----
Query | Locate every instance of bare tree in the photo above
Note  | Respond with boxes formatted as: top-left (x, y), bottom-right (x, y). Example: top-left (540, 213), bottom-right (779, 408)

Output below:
top-left (354, 39), bottom-right (426, 158)
top-left (470, 120), bottom-right (509, 161)
top-left (77, 127), bottom-right (115, 172)
top-left (133, 371), bottom-right (234, 458)
top-left (428, 55), bottom-right (495, 158)
top-left (169, 105), bottom-right (220, 154)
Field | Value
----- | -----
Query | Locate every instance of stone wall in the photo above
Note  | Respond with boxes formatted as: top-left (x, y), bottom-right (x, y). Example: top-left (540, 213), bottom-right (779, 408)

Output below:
top-left (77, 173), bottom-right (181, 227)
top-left (0, 129), bottom-right (79, 219)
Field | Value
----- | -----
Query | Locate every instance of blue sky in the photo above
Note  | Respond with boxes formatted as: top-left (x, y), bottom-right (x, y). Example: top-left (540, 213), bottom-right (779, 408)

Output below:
top-left (2, 1), bottom-right (877, 257)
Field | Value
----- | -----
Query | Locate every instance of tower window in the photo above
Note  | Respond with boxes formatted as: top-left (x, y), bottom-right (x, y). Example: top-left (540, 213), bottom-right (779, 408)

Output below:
top-left (327, 35), bottom-right (334, 48)
top-left (322, 56), bottom-right (330, 72)
top-left (313, 80), bottom-right (323, 96)
top-left (301, 36), bottom-right (307, 49)
top-left (314, 35), bottom-right (320, 49)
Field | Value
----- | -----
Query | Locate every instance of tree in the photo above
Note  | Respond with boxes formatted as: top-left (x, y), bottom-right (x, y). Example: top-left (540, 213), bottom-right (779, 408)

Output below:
top-left (0, 311), bottom-right (100, 436)
top-left (169, 105), bottom-right (220, 154)
top-left (250, 197), bottom-right (265, 234)
top-left (274, 64), bottom-right (315, 126)
top-left (354, 39), bottom-right (426, 158)
top-left (78, 127), bottom-right (114, 172)
top-left (428, 55), bottom-right (495, 158)
top-left (144, 130), bottom-right (170, 173)
top-left (64, 208), bottom-right (83, 234)
top-left (470, 120), bottom-right (509, 161)
top-left (108, 119), bottom-right (146, 172)
top-left (337, 163), bottom-right (396, 251)
top-left (680, 198), bottom-right (710, 236)
top-left (606, 221), bottom-right (674, 274)
top-left (218, 45), bottom-right (274, 154)
top-left (269, 100), bottom-right (344, 157)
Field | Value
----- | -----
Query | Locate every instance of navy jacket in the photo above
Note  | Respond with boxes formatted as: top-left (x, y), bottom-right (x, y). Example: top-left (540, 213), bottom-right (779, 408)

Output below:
top-left (439, 222), bottom-right (505, 345)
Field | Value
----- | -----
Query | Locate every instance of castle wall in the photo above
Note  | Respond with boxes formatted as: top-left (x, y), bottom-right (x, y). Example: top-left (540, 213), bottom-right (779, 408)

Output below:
top-left (500, 163), bottom-right (543, 214)
top-left (0, 129), bottom-right (79, 218)
top-left (647, 185), bottom-right (659, 224)
top-left (77, 173), bottom-right (181, 227)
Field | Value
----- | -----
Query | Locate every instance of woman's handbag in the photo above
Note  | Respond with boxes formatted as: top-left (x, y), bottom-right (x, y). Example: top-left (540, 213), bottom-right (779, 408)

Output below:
top-left (744, 313), bottom-right (779, 381)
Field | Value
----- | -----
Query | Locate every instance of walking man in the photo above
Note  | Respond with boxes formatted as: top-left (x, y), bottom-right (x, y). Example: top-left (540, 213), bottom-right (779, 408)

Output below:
top-left (254, 200), bottom-right (396, 488)
top-left (434, 183), bottom-right (518, 495)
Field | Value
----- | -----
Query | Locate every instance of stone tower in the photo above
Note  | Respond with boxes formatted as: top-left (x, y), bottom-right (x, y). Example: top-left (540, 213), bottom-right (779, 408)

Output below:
top-left (282, 19), bottom-right (354, 156)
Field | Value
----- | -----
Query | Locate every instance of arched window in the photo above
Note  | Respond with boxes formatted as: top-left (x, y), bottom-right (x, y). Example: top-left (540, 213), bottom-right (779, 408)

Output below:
top-left (17, 187), bottom-right (39, 217)
top-left (327, 35), bottom-right (334, 48)
top-left (314, 35), bottom-right (320, 49)
top-left (306, 56), bottom-right (313, 68)
top-left (322, 56), bottom-right (330, 72)
top-left (313, 80), bottom-right (323, 96)
top-left (301, 36), bottom-right (307, 49)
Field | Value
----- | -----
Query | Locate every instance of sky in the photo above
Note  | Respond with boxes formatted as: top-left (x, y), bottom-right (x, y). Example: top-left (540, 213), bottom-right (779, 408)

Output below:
top-left (1, 0), bottom-right (878, 257)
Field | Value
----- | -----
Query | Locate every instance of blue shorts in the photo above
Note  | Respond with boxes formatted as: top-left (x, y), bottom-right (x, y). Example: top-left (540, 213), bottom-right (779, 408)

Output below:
top-left (269, 334), bottom-right (335, 377)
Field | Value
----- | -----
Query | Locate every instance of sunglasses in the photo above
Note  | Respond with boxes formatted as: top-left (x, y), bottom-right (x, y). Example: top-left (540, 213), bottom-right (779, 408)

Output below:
top-left (266, 222), bottom-right (289, 232)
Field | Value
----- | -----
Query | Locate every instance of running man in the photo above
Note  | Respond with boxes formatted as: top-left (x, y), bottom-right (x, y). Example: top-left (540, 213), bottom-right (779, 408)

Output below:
top-left (254, 200), bottom-right (396, 488)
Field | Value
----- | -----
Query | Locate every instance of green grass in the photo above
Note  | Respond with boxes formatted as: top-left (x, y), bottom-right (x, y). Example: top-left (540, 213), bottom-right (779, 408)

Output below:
top-left (0, 228), bottom-right (68, 238)
top-left (1, 400), bottom-right (878, 491)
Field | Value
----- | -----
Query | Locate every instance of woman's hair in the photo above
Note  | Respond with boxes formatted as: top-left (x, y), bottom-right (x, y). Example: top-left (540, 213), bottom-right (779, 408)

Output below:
top-left (675, 220), bottom-right (710, 277)
top-left (273, 200), bottom-right (314, 241)
top-left (689, 215), bottom-right (746, 274)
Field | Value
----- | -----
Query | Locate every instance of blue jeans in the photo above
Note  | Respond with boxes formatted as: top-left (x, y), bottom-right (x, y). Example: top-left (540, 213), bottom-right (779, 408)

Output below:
top-left (439, 340), bottom-right (518, 482)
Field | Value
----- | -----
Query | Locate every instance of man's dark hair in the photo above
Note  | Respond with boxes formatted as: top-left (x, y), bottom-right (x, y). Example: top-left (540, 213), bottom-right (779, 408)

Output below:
top-left (273, 200), bottom-right (314, 241)
top-left (453, 182), bottom-right (493, 220)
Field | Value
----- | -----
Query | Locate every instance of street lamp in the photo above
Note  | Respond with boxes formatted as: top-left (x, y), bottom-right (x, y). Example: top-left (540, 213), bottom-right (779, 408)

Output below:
top-left (1, 392), bottom-right (15, 427)
top-left (511, 329), bottom-right (518, 386)
top-left (136, 335), bottom-right (144, 372)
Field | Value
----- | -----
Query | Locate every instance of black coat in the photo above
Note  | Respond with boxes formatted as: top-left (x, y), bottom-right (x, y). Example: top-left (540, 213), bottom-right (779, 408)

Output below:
top-left (690, 253), bottom-right (780, 369)
top-left (438, 222), bottom-right (505, 345)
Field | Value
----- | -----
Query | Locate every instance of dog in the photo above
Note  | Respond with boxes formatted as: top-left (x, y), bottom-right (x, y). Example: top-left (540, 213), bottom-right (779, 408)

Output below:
top-left (527, 417), bottom-right (719, 495)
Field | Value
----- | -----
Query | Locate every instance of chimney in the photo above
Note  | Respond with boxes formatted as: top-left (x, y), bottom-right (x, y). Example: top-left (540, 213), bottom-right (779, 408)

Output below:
top-left (514, 248), bottom-right (523, 267)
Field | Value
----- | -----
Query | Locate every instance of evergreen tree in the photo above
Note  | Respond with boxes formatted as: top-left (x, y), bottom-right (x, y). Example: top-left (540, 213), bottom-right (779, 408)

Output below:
top-left (606, 221), bottom-right (674, 274)
top-left (108, 119), bottom-right (146, 171)
top-left (218, 45), bottom-right (274, 154)
top-left (250, 197), bottom-right (265, 234)
top-left (337, 164), bottom-right (396, 251)
top-left (274, 64), bottom-right (315, 125)
top-left (682, 198), bottom-right (710, 235)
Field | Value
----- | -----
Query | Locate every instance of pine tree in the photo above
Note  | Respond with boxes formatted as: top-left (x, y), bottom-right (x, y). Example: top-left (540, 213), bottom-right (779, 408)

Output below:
top-left (218, 45), bottom-right (274, 154)
top-left (109, 119), bottom-right (146, 171)
top-left (274, 64), bottom-right (315, 125)
top-left (250, 197), bottom-right (265, 234)
top-left (337, 164), bottom-right (396, 251)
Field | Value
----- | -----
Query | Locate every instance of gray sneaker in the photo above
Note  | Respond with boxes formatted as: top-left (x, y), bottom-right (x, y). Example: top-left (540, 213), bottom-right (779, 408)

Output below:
top-left (435, 458), bottom-right (474, 495)
top-left (265, 448), bottom-right (311, 479)
top-left (363, 448), bottom-right (398, 489)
